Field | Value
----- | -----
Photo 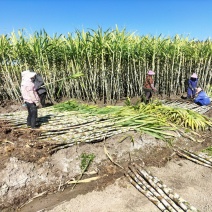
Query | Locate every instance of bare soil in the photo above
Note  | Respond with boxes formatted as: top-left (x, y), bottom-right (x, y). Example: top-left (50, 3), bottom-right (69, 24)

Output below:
top-left (0, 98), bottom-right (212, 212)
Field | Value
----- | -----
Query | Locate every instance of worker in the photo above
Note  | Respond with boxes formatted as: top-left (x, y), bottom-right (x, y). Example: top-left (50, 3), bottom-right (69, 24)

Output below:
top-left (187, 73), bottom-right (198, 99)
top-left (194, 87), bottom-right (211, 106)
top-left (21, 70), bottom-right (40, 129)
top-left (142, 70), bottom-right (157, 103)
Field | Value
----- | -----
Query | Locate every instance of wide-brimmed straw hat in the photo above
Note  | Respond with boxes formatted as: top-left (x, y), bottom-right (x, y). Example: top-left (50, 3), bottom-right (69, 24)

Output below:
top-left (191, 73), bottom-right (198, 78)
top-left (196, 87), bottom-right (202, 94)
top-left (147, 70), bottom-right (155, 75)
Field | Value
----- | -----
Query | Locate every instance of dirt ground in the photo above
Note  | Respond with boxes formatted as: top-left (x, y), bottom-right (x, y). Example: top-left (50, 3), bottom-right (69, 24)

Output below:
top-left (0, 99), bottom-right (212, 212)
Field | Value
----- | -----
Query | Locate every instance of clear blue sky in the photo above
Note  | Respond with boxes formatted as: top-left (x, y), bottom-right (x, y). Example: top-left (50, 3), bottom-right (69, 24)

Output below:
top-left (0, 0), bottom-right (211, 41)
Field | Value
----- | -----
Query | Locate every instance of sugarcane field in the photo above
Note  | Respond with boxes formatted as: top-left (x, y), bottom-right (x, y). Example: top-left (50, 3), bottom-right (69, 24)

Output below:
top-left (0, 28), bottom-right (212, 212)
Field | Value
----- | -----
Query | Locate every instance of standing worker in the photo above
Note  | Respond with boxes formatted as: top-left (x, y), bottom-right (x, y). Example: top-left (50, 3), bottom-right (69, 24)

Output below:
top-left (33, 73), bottom-right (47, 107)
top-left (142, 70), bottom-right (157, 103)
top-left (21, 70), bottom-right (40, 129)
top-left (187, 73), bottom-right (198, 99)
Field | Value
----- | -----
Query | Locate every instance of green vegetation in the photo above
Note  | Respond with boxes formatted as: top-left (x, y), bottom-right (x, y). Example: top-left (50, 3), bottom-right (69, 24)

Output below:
top-left (206, 85), bottom-right (212, 98)
top-left (202, 147), bottom-right (212, 156)
top-left (53, 100), bottom-right (212, 140)
top-left (80, 153), bottom-right (95, 172)
top-left (53, 99), bottom-right (122, 115)
top-left (0, 27), bottom-right (211, 103)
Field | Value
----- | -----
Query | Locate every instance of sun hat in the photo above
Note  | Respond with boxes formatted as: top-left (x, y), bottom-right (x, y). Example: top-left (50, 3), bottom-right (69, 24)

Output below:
top-left (26, 71), bottom-right (36, 79)
top-left (21, 70), bottom-right (30, 77)
top-left (191, 73), bottom-right (198, 78)
top-left (147, 70), bottom-right (155, 75)
top-left (196, 87), bottom-right (202, 94)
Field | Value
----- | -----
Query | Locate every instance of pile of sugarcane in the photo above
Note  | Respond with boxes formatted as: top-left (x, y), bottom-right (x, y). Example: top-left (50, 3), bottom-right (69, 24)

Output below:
top-left (162, 100), bottom-right (212, 114)
top-left (174, 148), bottom-right (212, 169)
top-left (0, 107), bottom-right (128, 150)
top-left (0, 100), bottom-right (211, 153)
top-left (137, 101), bottom-right (211, 131)
top-left (126, 163), bottom-right (199, 212)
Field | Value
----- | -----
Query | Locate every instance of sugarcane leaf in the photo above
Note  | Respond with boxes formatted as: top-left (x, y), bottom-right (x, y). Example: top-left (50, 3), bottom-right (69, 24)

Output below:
top-left (104, 145), bottom-right (124, 169)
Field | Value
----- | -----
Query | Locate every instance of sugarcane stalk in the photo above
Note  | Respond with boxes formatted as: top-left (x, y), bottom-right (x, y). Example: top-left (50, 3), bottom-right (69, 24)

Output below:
top-left (179, 148), bottom-right (212, 166)
top-left (175, 150), bottom-right (212, 169)
top-left (198, 153), bottom-right (212, 163)
top-left (39, 121), bottom-right (115, 136)
top-left (128, 166), bottom-right (179, 212)
top-left (125, 172), bottom-right (169, 212)
top-left (131, 165), bottom-right (184, 212)
top-left (133, 163), bottom-right (199, 212)
top-left (177, 130), bottom-right (196, 142)
top-left (48, 128), bottom-right (130, 153)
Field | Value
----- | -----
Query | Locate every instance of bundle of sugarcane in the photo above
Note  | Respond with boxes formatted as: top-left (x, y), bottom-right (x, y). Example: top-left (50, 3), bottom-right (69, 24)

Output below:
top-left (126, 162), bottom-right (199, 212)
top-left (38, 116), bottom-right (119, 139)
top-left (38, 115), bottom-right (109, 131)
top-left (138, 102), bottom-right (212, 131)
top-left (174, 148), bottom-right (212, 169)
top-left (192, 106), bottom-right (212, 114)
top-left (125, 172), bottom-right (170, 211)
top-left (0, 106), bottom-right (110, 130)
top-left (162, 100), bottom-right (211, 114)
top-left (48, 127), bottom-right (130, 154)
top-left (0, 100), bottom-right (210, 156)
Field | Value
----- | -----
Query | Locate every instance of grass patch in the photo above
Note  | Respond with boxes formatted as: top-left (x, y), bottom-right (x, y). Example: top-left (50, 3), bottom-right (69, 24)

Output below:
top-left (202, 147), bottom-right (212, 156)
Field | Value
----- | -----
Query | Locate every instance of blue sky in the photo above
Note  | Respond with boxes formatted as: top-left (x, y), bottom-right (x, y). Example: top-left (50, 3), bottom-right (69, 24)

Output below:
top-left (0, 0), bottom-right (211, 40)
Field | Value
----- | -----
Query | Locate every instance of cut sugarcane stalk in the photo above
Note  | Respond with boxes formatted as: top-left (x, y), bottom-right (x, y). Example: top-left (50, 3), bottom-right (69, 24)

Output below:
top-left (175, 150), bottom-right (212, 169)
top-left (178, 148), bottom-right (212, 166)
top-left (125, 172), bottom-right (169, 212)
top-left (133, 163), bottom-right (199, 212)
top-left (128, 166), bottom-right (180, 212)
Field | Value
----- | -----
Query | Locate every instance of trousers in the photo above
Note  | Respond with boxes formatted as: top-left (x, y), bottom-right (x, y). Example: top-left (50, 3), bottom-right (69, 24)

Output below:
top-left (25, 102), bottom-right (38, 128)
top-left (39, 92), bottom-right (47, 107)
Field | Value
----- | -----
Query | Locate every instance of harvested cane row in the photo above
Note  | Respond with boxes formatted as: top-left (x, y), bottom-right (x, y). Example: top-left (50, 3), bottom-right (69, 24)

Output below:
top-left (162, 100), bottom-right (212, 114)
top-left (126, 163), bottom-right (198, 212)
top-left (174, 148), bottom-right (212, 169)
top-left (0, 108), bottom-right (99, 128)
top-left (0, 100), bottom-right (210, 154)
top-left (0, 106), bottom-right (131, 153)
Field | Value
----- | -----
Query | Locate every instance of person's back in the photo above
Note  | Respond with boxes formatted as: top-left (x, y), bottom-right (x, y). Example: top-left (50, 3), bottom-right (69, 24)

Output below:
top-left (194, 88), bottom-right (211, 106)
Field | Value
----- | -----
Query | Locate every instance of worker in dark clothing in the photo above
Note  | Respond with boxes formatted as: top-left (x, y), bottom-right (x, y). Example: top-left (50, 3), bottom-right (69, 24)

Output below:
top-left (187, 73), bottom-right (198, 99)
top-left (33, 73), bottom-right (47, 107)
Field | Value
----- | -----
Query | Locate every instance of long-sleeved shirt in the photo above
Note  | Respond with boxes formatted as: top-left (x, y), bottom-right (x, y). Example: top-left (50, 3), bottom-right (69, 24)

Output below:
top-left (143, 75), bottom-right (155, 90)
top-left (21, 72), bottom-right (40, 104)
top-left (194, 91), bottom-right (211, 106)
top-left (187, 78), bottom-right (198, 98)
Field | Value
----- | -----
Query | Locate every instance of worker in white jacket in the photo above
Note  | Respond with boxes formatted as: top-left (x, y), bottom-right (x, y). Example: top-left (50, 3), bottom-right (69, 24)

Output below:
top-left (21, 70), bottom-right (40, 129)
